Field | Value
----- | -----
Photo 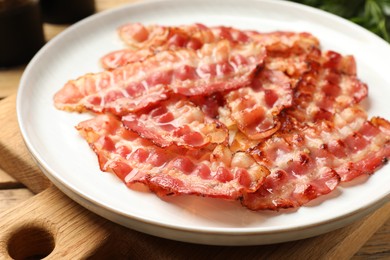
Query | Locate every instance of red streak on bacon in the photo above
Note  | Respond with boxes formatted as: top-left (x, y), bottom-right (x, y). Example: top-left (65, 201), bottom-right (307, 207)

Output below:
top-left (171, 40), bottom-right (266, 96)
top-left (225, 69), bottom-right (292, 140)
top-left (54, 40), bottom-right (265, 115)
top-left (122, 97), bottom-right (228, 148)
top-left (77, 115), bottom-right (269, 199)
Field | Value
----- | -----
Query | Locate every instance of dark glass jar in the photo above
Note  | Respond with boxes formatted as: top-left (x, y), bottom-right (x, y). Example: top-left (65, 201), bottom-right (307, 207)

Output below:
top-left (0, 0), bottom-right (45, 67)
top-left (40, 0), bottom-right (95, 24)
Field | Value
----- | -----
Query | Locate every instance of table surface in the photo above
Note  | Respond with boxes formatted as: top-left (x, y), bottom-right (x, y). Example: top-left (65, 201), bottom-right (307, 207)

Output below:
top-left (0, 0), bottom-right (389, 258)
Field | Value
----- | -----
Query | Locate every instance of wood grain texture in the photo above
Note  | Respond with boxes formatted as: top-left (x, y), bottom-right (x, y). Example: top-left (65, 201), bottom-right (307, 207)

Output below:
top-left (0, 186), bottom-right (117, 259)
top-left (0, 189), bottom-right (33, 212)
top-left (353, 220), bottom-right (390, 259)
top-left (0, 168), bottom-right (20, 189)
top-left (0, 94), bottom-right (51, 194)
top-left (0, 183), bottom-right (388, 259)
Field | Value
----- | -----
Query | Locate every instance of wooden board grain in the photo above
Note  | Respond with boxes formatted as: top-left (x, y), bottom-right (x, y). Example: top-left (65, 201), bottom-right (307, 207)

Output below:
top-left (353, 220), bottom-right (390, 259)
top-left (0, 189), bottom-right (33, 212)
top-left (0, 94), bottom-right (51, 194)
top-left (0, 186), bottom-right (117, 259)
top-left (0, 183), bottom-right (388, 259)
top-left (0, 168), bottom-right (19, 189)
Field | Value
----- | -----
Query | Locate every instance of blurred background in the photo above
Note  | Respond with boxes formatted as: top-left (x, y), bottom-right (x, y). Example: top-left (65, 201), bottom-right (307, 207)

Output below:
top-left (1, 0), bottom-right (389, 68)
top-left (290, 0), bottom-right (390, 42)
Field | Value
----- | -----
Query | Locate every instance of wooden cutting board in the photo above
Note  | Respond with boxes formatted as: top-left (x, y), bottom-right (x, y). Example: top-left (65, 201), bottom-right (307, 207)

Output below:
top-left (0, 94), bottom-right (390, 259)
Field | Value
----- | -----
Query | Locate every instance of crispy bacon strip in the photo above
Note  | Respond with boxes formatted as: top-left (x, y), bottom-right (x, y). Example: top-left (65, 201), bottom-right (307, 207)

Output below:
top-left (54, 40), bottom-right (266, 115)
top-left (244, 106), bottom-right (390, 210)
top-left (118, 23), bottom-right (215, 50)
top-left (77, 115), bottom-right (269, 199)
top-left (289, 50), bottom-right (368, 123)
top-left (212, 27), bottom-right (321, 82)
top-left (108, 23), bottom-right (319, 74)
top-left (238, 50), bottom-right (373, 210)
top-left (122, 97), bottom-right (228, 148)
top-left (225, 69), bottom-right (293, 140)
top-left (244, 121), bottom-right (340, 210)
top-left (173, 40), bottom-right (265, 96)
top-left (118, 24), bottom-right (319, 53)
top-left (308, 107), bottom-right (390, 182)
top-left (335, 117), bottom-right (390, 181)
top-left (101, 24), bottom-right (215, 69)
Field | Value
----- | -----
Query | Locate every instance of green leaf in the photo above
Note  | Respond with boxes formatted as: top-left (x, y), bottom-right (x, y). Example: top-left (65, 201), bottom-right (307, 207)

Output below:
top-left (290, 0), bottom-right (390, 42)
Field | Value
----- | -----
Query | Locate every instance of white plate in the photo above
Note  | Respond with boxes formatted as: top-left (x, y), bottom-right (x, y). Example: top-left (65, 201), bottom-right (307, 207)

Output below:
top-left (17, 0), bottom-right (390, 245)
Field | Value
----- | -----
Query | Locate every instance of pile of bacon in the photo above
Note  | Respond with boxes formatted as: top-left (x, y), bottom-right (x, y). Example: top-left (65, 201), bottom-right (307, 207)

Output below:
top-left (54, 23), bottom-right (390, 210)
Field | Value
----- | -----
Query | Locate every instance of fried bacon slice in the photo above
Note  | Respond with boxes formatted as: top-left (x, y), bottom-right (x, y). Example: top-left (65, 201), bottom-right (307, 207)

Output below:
top-left (335, 117), bottom-right (390, 181)
top-left (289, 50), bottom-right (368, 123)
top-left (122, 97), bottom-right (228, 148)
top-left (77, 115), bottom-right (269, 199)
top-left (54, 40), bottom-right (266, 115)
top-left (101, 23), bottom-right (215, 69)
top-left (213, 27), bottom-right (321, 83)
top-left (118, 23), bottom-right (215, 50)
top-left (106, 23), bottom-right (319, 73)
top-left (226, 28), bottom-right (320, 68)
top-left (309, 107), bottom-right (390, 182)
top-left (170, 40), bottom-right (265, 96)
top-left (117, 23), bottom-right (319, 53)
top-left (243, 106), bottom-right (390, 210)
top-left (225, 69), bottom-right (293, 140)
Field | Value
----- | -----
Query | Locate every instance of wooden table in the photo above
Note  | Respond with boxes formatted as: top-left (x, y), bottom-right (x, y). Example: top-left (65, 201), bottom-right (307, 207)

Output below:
top-left (0, 0), bottom-right (389, 258)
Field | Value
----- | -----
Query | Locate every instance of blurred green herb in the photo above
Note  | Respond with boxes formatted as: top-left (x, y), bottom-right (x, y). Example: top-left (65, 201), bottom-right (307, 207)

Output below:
top-left (290, 0), bottom-right (390, 42)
